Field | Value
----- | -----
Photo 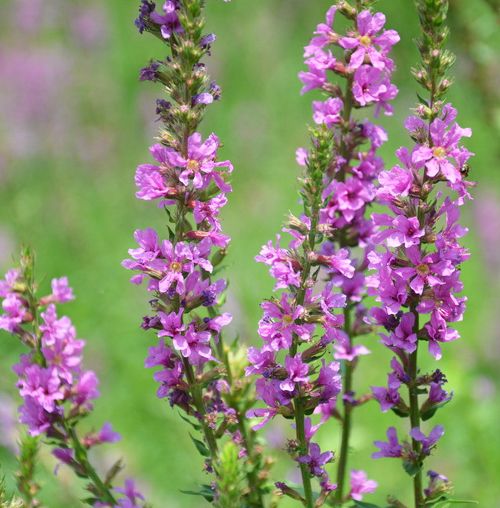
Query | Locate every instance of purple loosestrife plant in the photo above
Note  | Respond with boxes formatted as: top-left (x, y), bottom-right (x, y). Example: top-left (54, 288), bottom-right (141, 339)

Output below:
top-left (0, 249), bottom-right (147, 508)
top-left (125, 1), bottom-right (269, 505)
top-left (249, 2), bottom-right (398, 506)
top-left (368, 0), bottom-right (474, 506)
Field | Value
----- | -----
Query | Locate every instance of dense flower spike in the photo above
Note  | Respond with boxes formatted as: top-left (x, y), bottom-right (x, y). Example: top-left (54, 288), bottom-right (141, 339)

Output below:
top-left (369, 0), bottom-right (473, 506)
top-left (126, 1), bottom-right (268, 505)
top-left (0, 250), bottom-right (145, 507)
top-left (251, 2), bottom-right (398, 506)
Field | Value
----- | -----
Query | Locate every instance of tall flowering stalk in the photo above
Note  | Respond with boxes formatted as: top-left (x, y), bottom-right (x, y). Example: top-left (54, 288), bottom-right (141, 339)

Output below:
top-left (0, 249), bottom-right (146, 507)
top-left (249, 2), bottom-right (398, 506)
top-left (369, 0), bottom-right (473, 506)
top-left (125, 1), bottom-right (268, 505)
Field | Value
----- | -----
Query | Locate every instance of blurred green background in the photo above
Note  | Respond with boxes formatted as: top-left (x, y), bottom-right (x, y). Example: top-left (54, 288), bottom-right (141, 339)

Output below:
top-left (0, 0), bottom-right (499, 506)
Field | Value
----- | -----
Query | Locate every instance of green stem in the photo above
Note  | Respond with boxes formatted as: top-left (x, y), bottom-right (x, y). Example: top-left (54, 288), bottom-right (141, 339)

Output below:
top-left (334, 307), bottom-right (353, 505)
top-left (210, 308), bottom-right (265, 507)
top-left (182, 358), bottom-right (219, 458)
top-left (333, 63), bottom-right (357, 505)
top-left (295, 398), bottom-right (315, 508)
top-left (408, 310), bottom-right (424, 508)
top-left (68, 427), bottom-right (117, 505)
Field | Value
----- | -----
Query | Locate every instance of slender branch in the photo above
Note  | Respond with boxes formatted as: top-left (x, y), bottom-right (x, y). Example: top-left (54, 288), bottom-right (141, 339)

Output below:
top-left (408, 310), bottom-right (423, 508)
top-left (334, 307), bottom-right (353, 505)
top-left (67, 426), bottom-right (117, 505)
top-left (182, 358), bottom-right (219, 457)
top-left (295, 398), bottom-right (314, 508)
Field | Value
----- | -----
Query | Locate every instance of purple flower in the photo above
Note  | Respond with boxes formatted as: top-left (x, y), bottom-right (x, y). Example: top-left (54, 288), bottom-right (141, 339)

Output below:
top-left (410, 425), bottom-right (444, 455)
top-left (50, 277), bottom-right (75, 303)
top-left (193, 92), bottom-right (214, 105)
top-left (373, 214), bottom-right (425, 248)
top-left (333, 331), bottom-right (370, 361)
top-left (172, 324), bottom-right (214, 365)
top-left (427, 382), bottom-right (451, 405)
top-left (317, 248), bottom-right (355, 279)
top-left (299, 47), bottom-right (336, 94)
top-left (193, 194), bottom-right (228, 230)
top-left (157, 310), bottom-right (185, 338)
top-left (19, 396), bottom-right (53, 436)
top-left (156, 133), bottom-right (233, 192)
top-left (353, 65), bottom-right (397, 114)
top-left (125, 228), bottom-right (160, 265)
top-left (339, 10), bottom-right (399, 70)
top-left (297, 442), bottom-right (334, 477)
top-left (372, 427), bottom-right (402, 458)
top-left (0, 293), bottom-right (26, 333)
top-left (424, 470), bottom-right (450, 498)
top-left (139, 61), bottom-right (160, 81)
top-left (396, 246), bottom-right (454, 296)
top-left (149, 1), bottom-right (183, 40)
top-left (52, 447), bottom-right (75, 468)
top-left (73, 370), bottom-right (100, 409)
top-left (334, 178), bottom-right (375, 223)
top-left (247, 378), bottom-right (292, 430)
top-left (304, 6), bottom-right (337, 56)
top-left (246, 347), bottom-right (276, 376)
top-left (412, 107), bottom-right (472, 184)
top-left (381, 312), bottom-right (417, 354)
top-left (424, 311), bottom-right (459, 360)
top-left (349, 470), bottom-right (377, 501)
top-left (157, 239), bottom-right (212, 294)
top-left (98, 422), bottom-right (122, 444)
top-left (280, 355), bottom-right (309, 392)
top-left (135, 0), bottom-right (156, 33)
top-left (16, 365), bottom-right (64, 413)
top-left (115, 478), bottom-right (145, 508)
top-left (0, 269), bottom-right (20, 298)
top-left (312, 97), bottom-right (343, 127)
top-left (259, 294), bottom-right (306, 349)
top-left (371, 385), bottom-right (400, 412)
top-left (316, 361), bottom-right (342, 402)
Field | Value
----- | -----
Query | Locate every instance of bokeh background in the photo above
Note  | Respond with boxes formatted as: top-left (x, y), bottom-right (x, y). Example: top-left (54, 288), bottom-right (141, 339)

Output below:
top-left (0, 0), bottom-right (499, 506)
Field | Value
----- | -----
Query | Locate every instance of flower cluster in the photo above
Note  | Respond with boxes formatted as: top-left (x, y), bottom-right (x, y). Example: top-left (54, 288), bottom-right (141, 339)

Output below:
top-left (126, 1), bottom-right (268, 504)
top-left (0, 252), bottom-right (145, 507)
top-left (368, 0), bottom-right (473, 504)
top-left (250, 4), bottom-right (398, 506)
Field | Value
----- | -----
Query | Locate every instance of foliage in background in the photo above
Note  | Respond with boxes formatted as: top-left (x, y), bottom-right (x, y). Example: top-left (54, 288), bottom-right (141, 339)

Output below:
top-left (0, 0), bottom-right (499, 506)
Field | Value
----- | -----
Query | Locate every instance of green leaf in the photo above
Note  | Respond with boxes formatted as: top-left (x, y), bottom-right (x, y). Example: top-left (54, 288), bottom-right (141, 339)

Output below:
top-left (431, 499), bottom-right (478, 508)
top-left (391, 407), bottom-right (410, 418)
top-left (421, 398), bottom-right (452, 421)
top-left (351, 501), bottom-right (387, 508)
top-left (402, 459), bottom-right (422, 477)
top-left (189, 434), bottom-right (210, 457)
top-left (178, 412), bottom-right (201, 431)
top-left (180, 484), bottom-right (214, 503)
top-left (416, 92), bottom-right (429, 106)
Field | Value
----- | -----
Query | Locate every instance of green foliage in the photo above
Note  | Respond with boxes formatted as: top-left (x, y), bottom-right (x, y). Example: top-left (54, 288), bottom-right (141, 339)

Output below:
top-left (15, 435), bottom-right (40, 508)
top-left (0, 1), bottom-right (498, 507)
top-left (351, 501), bottom-right (388, 508)
top-left (0, 476), bottom-right (25, 508)
top-left (214, 442), bottom-right (244, 508)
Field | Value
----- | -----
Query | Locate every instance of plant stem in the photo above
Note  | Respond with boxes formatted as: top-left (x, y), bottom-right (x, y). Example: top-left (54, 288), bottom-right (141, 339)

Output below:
top-left (334, 307), bottom-right (353, 505)
top-left (210, 308), bottom-right (265, 507)
top-left (295, 398), bottom-right (314, 508)
top-left (333, 56), bottom-right (357, 506)
top-left (68, 426), bottom-right (117, 505)
top-left (182, 358), bottom-right (219, 457)
top-left (408, 310), bottom-right (424, 508)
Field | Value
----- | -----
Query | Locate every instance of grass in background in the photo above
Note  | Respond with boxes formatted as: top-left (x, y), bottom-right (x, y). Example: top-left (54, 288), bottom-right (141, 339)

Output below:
top-left (0, 0), bottom-right (499, 506)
